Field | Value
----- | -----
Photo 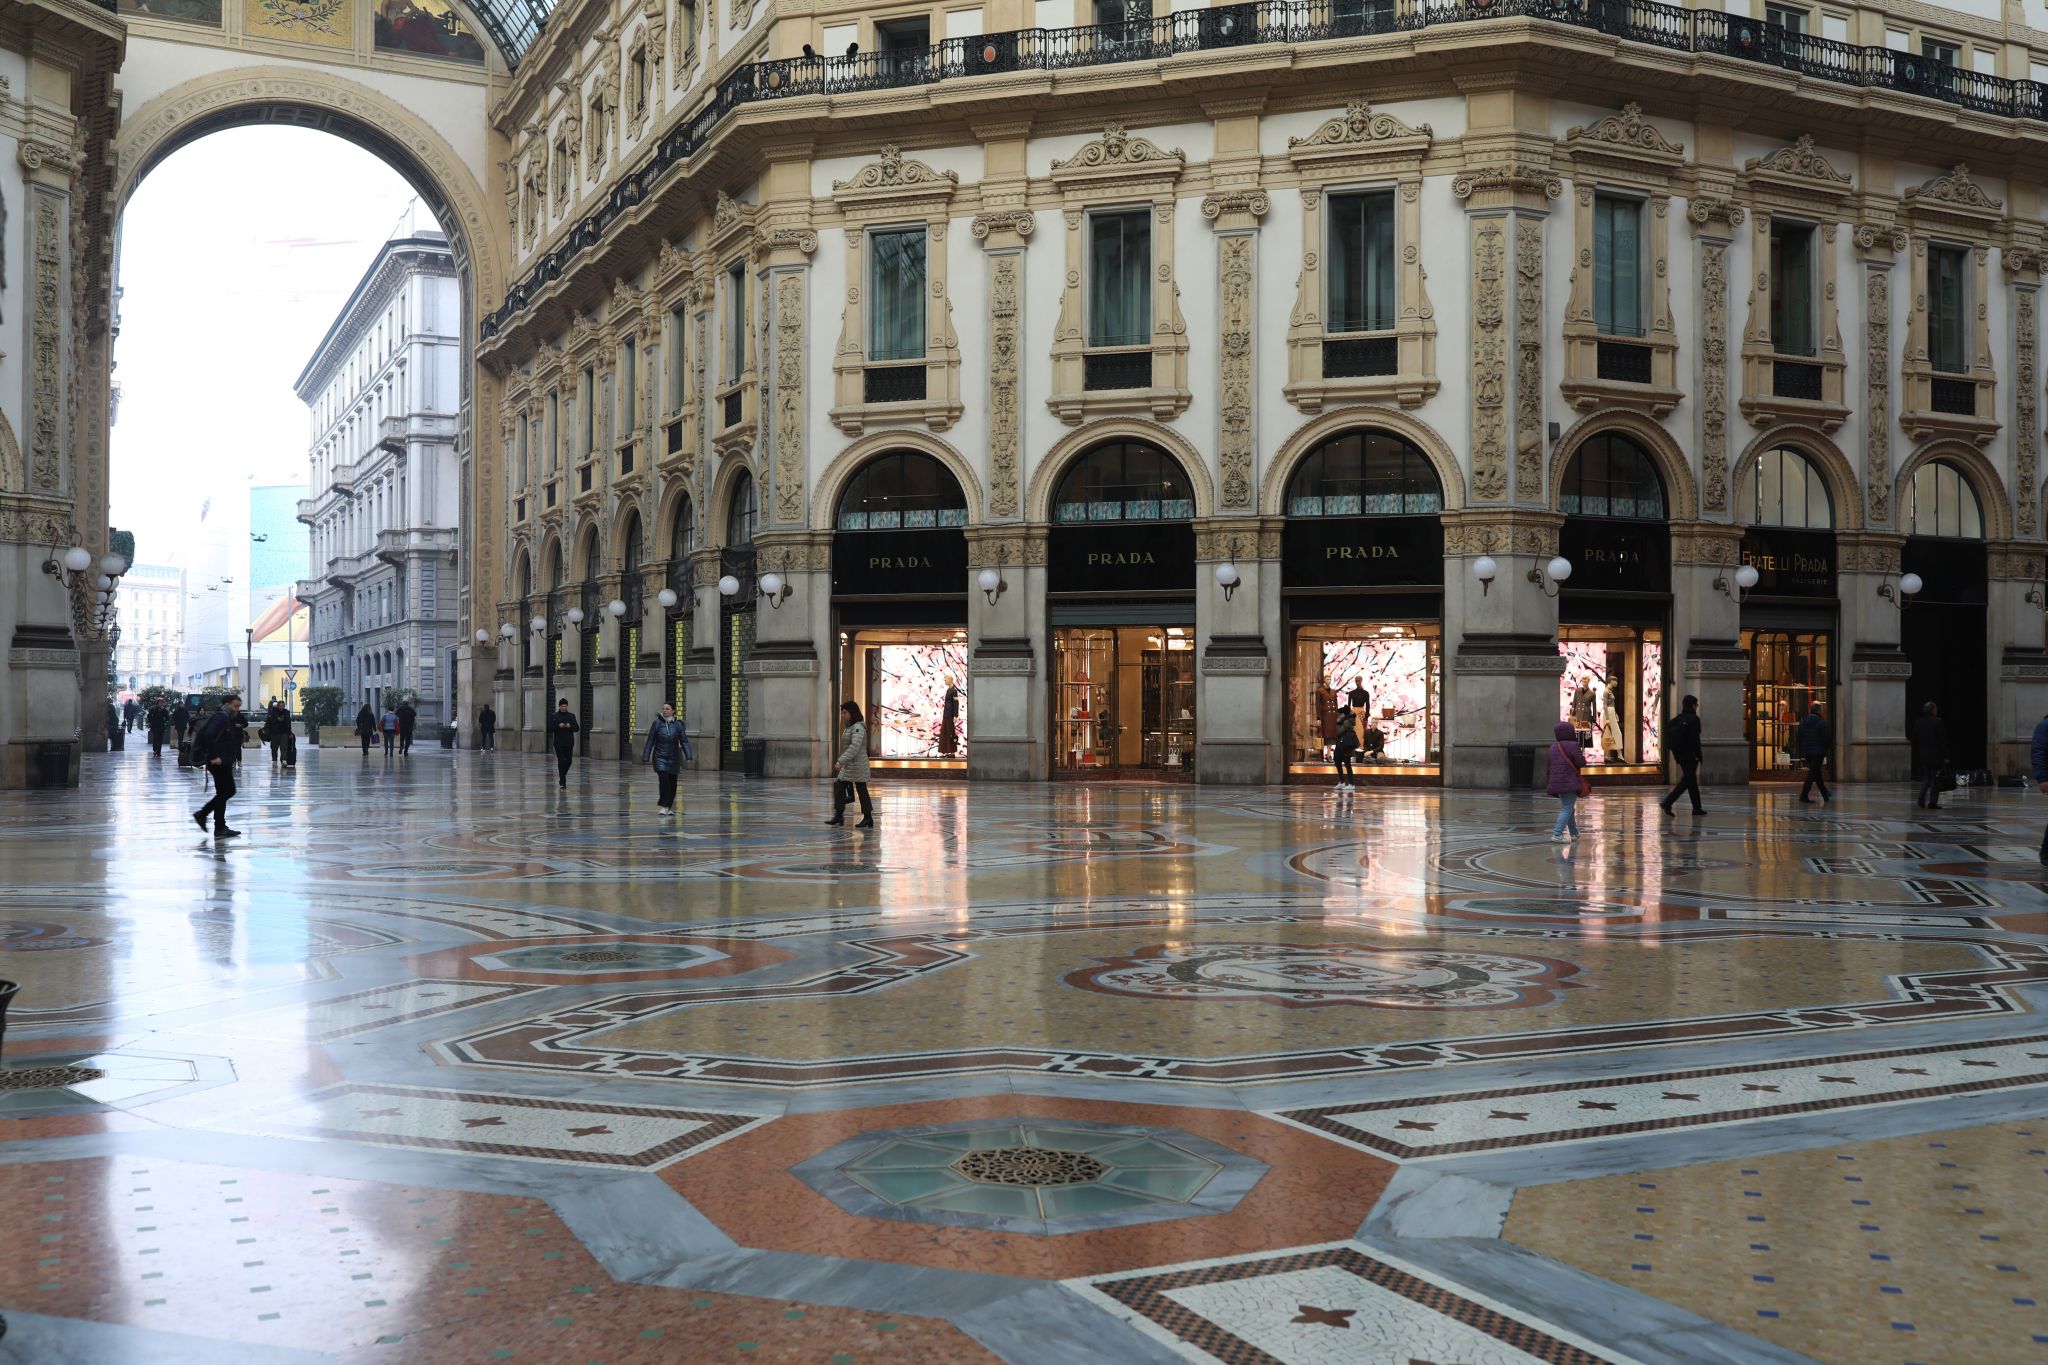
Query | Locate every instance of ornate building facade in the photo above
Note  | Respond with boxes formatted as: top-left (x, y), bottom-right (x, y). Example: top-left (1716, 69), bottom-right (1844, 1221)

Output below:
top-left (474, 0), bottom-right (2048, 786)
top-left (296, 233), bottom-right (466, 728)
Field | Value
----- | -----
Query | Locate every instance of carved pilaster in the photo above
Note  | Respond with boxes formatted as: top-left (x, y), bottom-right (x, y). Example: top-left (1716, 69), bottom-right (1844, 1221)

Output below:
top-left (2010, 248), bottom-right (2041, 538)
top-left (770, 272), bottom-right (805, 525)
top-left (988, 251), bottom-right (1023, 519)
top-left (28, 188), bottom-right (65, 495)
top-left (1469, 217), bottom-right (1508, 502)
top-left (1866, 263), bottom-right (1894, 526)
top-left (1513, 216), bottom-right (1544, 501)
top-left (1699, 240), bottom-right (1730, 515)
top-left (1205, 192), bottom-right (1266, 513)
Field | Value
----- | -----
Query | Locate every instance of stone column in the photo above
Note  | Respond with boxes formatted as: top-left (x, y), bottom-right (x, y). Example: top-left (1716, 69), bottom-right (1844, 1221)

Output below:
top-left (1443, 511), bottom-right (1566, 788)
top-left (1838, 532), bottom-right (1910, 780)
top-left (1991, 544), bottom-right (2048, 776)
top-left (748, 531), bottom-right (828, 776)
top-left (1670, 523), bottom-right (1749, 784)
top-left (684, 549), bottom-right (719, 760)
top-left (966, 527), bottom-right (1046, 781)
top-left (1194, 520), bottom-right (1277, 785)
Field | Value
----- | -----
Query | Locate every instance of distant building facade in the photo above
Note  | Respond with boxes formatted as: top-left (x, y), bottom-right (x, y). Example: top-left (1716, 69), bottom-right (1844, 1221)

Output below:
top-left (295, 233), bottom-right (463, 725)
top-left (114, 563), bottom-right (184, 695)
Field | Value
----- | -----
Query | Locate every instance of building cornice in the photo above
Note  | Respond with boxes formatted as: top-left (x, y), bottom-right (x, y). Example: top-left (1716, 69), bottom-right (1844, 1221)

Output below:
top-left (294, 238), bottom-right (459, 400)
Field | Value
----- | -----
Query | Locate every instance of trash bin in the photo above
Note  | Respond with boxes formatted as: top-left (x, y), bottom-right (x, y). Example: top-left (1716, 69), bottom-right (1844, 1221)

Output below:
top-left (742, 737), bottom-right (767, 778)
top-left (34, 742), bottom-right (70, 790)
top-left (0, 978), bottom-right (16, 1058)
top-left (1506, 742), bottom-right (1539, 791)
top-left (439, 724), bottom-right (458, 749)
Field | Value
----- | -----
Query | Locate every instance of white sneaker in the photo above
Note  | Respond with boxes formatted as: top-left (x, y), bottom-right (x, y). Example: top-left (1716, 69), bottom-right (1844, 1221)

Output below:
top-left (657, 806), bottom-right (670, 815)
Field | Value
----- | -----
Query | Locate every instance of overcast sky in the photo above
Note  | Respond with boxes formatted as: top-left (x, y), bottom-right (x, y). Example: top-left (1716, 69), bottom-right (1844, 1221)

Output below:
top-left (111, 126), bottom-right (429, 570)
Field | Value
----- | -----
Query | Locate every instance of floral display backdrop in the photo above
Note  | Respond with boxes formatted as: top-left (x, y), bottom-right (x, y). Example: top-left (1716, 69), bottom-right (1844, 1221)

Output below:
top-left (1315, 639), bottom-right (1437, 763)
top-left (870, 643), bottom-right (969, 760)
top-left (1557, 637), bottom-right (1662, 764)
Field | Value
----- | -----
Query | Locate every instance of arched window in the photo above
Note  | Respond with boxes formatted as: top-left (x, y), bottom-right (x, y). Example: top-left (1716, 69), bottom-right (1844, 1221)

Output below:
top-left (516, 554), bottom-right (532, 601)
top-left (1560, 434), bottom-right (1667, 520)
top-left (836, 452), bottom-right (968, 530)
top-left (1906, 459), bottom-right (1984, 539)
top-left (1744, 447), bottom-right (1834, 529)
top-left (727, 472), bottom-right (758, 547)
top-left (621, 514), bottom-right (643, 576)
top-left (1286, 430), bottom-right (1443, 517)
top-left (670, 495), bottom-right (696, 563)
top-left (546, 541), bottom-right (564, 590)
top-left (1052, 441), bottom-right (1194, 523)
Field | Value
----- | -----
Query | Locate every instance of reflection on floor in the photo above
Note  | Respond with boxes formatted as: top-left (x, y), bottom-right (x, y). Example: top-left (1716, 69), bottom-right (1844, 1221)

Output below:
top-left (2, 747), bottom-right (2046, 1362)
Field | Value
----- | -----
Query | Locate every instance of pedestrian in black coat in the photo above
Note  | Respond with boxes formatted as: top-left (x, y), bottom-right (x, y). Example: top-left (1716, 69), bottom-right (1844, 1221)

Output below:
top-left (354, 703), bottom-right (378, 756)
top-left (550, 698), bottom-right (580, 788)
top-left (145, 704), bottom-right (170, 757)
top-left (1909, 701), bottom-right (1950, 809)
top-left (640, 703), bottom-right (692, 814)
top-left (395, 702), bottom-right (418, 755)
top-left (479, 704), bottom-right (497, 752)
top-left (1658, 694), bottom-right (1706, 816)
top-left (191, 695), bottom-right (247, 838)
top-left (1796, 704), bottom-right (1833, 804)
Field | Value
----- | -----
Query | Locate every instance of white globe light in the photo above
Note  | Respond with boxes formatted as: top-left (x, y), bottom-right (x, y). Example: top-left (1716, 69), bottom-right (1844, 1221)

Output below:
top-left (1899, 572), bottom-right (1924, 596)
top-left (1214, 562), bottom-right (1240, 588)
top-left (607, 599), bottom-right (626, 617)
top-left (62, 546), bottom-right (92, 573)
top-left (759, 571), bottom-right (785, 597)
top-left (566, 606), bottom-right (584, 625)
top-left (98, 554), bottom-right (128, 577)
top-left (1471, 555), bottom-right (1498, 583)
top-left (718, 574), bottom-right (740, 597)
top-left (93, 574), bottom-right (112, 591)
top-left (977, 568), bottom-right (1001, 593)
top-left (1547, 556), bottom-right (1574, 583)
top-left (1735, 564), bottom-right (1761, 590)
top-left (656, 587), bottom-right (679, 609)
top-left (475, 629), bottom-right (490, 644)
top-left (501, 623), bottom-right (517, 639)
top-left (530, 615), bottom-right (547, 633)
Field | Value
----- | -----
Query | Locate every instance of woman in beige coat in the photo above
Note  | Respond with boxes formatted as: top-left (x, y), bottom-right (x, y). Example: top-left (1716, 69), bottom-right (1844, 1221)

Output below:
top-left (827, 700), bottom-right (875, 828)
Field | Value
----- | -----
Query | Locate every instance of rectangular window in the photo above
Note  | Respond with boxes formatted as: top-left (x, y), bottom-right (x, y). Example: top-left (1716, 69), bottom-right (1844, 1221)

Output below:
top-left (621, 338), bottom-right (637, 431)
top-left (667, 304), bottom-right (688, 411)
top-left (1769, 221), bottom-right (1816, 357)
top-left (1592, 195), bottom-right (1644, 337)
top-left (869, 228), bottom-right (929, 363)
top-left (545, 393), bottom-right (559, 472)
top-left (1764, 3), bottom-right (1806, 32)
top-left (1326, 190), bottom-right (1396, 334)
top-left (1922, 37), bottom-right (1960, 66)
top-left (1929, 243), bottom-right (1969, 373)
top-left (630, 48), bottom-right (649, 115)
top-left (516, 416), bottom-right (529, 487)
top-left (581, 367), bottom-right (595, 455)
top-left (1087, 209), bottom-right (1151, 349)
top-left (725, 264), bottom-right (746, 382)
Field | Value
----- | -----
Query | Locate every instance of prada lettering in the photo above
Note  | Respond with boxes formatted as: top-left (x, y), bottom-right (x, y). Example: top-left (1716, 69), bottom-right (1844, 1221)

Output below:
top-left (867, 555), bottom-right (937, 570)
top-left (1325, 545), bottom-right (1402, 560)
top-left (1088, 551), bottom-right (1157, 566)
top-left (1576, 547), bottom-right (1643, 564)
top-left (1743, 551), bottom-right (1831, 573)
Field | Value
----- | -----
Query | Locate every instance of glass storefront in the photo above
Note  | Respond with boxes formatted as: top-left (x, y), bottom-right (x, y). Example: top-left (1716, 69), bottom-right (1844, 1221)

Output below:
top-left (1558, 626), bottom-right (1662, 765)
top-left (840, 630), bottom-right (969, 765)
top-left (1743, 629), bottom-right (1829, 776)
top-left (1289, 623), bottom-right (1441, 767)
top-left (1053, 626), bottom-right (1196, 774)
top-left (1738, 449), bottom-right (1838, 779)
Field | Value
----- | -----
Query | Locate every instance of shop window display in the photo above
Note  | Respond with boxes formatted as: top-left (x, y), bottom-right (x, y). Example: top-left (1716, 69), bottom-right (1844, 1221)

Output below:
top-left (841, 631), bottom-right (968, 763)
top-left (1558, 628), bottom-right (1662, 766)
top-left (1290, 624), bottom-right (1441, 766)
top-left (1053, 627), bottom-right (1196, 774)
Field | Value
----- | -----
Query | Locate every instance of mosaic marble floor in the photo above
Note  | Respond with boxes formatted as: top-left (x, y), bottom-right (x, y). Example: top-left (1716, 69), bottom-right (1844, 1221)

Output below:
top-left (4, 748), bottom-right (2048, 1363)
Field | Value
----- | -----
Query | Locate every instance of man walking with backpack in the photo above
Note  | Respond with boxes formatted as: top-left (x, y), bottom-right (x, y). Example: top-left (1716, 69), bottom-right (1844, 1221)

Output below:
top-left (191, 694), bottom-right (247, 839)
top-left (1659, 694), bottom-right (1706, 816)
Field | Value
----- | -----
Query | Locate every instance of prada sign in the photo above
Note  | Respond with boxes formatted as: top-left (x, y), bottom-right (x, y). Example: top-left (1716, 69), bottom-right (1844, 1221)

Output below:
top-left (1283, 516), bottom-right (1444, 588)
top-left (1049, 521), bottom-right (1195, 594)
top-left (1740, 527), bottom-right (1836, 599)
top-left (831, 528), bottom-right (969, 597)
top-left (1559, 518), bottom-right (1671, 594)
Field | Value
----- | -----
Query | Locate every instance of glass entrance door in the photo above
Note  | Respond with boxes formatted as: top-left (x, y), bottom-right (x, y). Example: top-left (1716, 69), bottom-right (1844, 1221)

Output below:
top-left (1743, 628), bottom-right (1831, 778)
top-left (1052, 626), bottom-right (1195, 777)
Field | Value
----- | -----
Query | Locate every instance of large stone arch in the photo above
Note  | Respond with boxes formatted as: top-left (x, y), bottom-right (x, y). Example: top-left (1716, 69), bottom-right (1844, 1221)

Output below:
top-left (810, 431), bottom-right (985, 532)
top-left (1894, 440), bottom-right (2013, 540)
top-left (1549, 411), bottom-right (1699, 522)
top-left (1731, 425), bottom-right (1865, 531)
top-left (1025, 419), bottom-right (1218, 525)
top-left (1258, 407), bottom-right (1468, 518)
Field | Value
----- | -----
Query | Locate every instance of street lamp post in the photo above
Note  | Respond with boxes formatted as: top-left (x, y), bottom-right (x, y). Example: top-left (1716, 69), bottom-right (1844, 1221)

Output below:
top-left (245, 627), bottom-right (254, 700)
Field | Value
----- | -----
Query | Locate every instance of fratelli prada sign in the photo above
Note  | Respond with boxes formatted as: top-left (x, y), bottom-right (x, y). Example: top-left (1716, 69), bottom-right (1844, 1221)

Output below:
top-left (1048, 521), bottom-right (1196, 594)
top-left (1740, 527), bottom-right (1836, 599)
top-left (831, 527), bottom-right (969, 596)
top-left (1559, 517), bottom-right (1671, 593)
top-left (1282, 516), bottom-right (1445, 588)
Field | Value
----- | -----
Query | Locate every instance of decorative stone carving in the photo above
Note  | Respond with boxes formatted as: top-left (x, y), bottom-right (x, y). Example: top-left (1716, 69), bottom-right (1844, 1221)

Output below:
top-left (2017, 286), bottom-right (2038, 537)
top-left (1687, 196), bottom-right (1747, 228)
top-left (1451, 165), bottom-right (1562, 203)
top-left (833, 146), bottom-right (958, 193)
top-left (1513, 219), bottom-right (1544, 500)
top-left (16, 140), bottom-right (82, 176)
top-left (1905, 164), bottom-right (2003, 211)
top-left (758, 227), bottom-right (818, 257)
top-left (1217, 233), bottom-right (1255, 509)
top-left (1564, 103), bottom-right (1684, 157)
top-left (988, 254), bottom-right (1021, 518)
top-left (1052, 123), bottom-right (1184, 172)
top-left (1700, 242), bottom-right (1729, 514)
top-left (1855, 223), bottom-right (1909, 254)
top-left (1745, 135), bottom-right (1852, 187)
top-left (1200, 191), bottom-right (1270, 225)
top-left (713, 189), bottom-right (745, 234)
top-left (1469, 218), bottom-right (1508, 502)
top-left (1867, 268), bottom-right (1892, 524)
top-left (1288, 98), bottom-right (1431, 149)
top-left (29, 191), bottom-right (62, 493)
top-left (772, 274), bottom-right (804, 525)
top-left (971, 209), bottom-right (1036, 241)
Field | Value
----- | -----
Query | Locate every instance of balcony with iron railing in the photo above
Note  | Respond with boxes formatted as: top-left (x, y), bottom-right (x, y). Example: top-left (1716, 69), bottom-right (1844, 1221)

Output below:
top-left (484, 0), bottom-right (2046, 342)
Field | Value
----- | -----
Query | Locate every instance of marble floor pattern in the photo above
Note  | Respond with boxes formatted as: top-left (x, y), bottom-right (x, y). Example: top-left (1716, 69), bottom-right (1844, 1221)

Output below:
top-left (2, 750), bottom-right (2048, 1362)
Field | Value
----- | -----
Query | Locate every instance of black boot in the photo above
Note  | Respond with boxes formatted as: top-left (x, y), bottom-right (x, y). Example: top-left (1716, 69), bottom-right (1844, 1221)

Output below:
top-left (213, 824), bottom-right (242, 839)
top-left (192, 808), bottom-right (209, 831)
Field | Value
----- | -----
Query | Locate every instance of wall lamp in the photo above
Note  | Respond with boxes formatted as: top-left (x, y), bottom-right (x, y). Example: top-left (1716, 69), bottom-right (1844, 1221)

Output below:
top-left (1714, 563), bottom-right (1761, 603)
top-left (1529, 555), bottom-right (1573, 598)
top-left (1471, 556), bottom-right (1498, 595)
top-left (978, 567), bottom-right (1007, 605)
top-left (500, 623), bottom-right (517, 641)
top-left (1214, 561), bottom-right (1241, 601)
top-left (758, 571), bottom-right (792, 609)
top-left (2027, 579), bottom-right (2046, 610)
top-left (529, 615), bottom-right (547, 634)
top-left (474, 629), bottom-right (490, 645)
top-left (566, 606), bottom-right (585, 626)
top-left (657, 587), bottom-right (680, 610)
top-left (1878, 571), bottom-right (1922, 608)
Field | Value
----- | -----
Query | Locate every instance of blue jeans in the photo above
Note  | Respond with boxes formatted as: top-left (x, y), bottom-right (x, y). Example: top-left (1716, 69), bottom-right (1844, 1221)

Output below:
top-left (1552, 792), bottom-right (1579, 837)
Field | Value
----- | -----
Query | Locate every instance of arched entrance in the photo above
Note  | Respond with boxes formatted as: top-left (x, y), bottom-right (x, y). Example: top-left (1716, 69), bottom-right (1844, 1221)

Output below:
top-left (1737, 446), bottom-right (1839, 779)
top-left (719, 472), bottom-right (759, 771)
top-left (1902, 458), bottom-right (1991, 770)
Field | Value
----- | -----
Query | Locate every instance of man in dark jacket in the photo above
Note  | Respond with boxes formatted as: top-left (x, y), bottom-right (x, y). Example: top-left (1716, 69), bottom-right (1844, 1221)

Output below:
top-left (169, 701), bottom-right (190, 746)
top-left (395, 701), bottom-right (418, 756)
top-left (1909, 701), bottom-right (1950, 809)
top-left (1796, 703), bottom-right (1833, 804)
top-left (549, 698), bottom-right (580, 788)
top-left (2032, 712), bottom-right (2048, 863)
top-left (191, 694), bottom-right (247, 838)
top-left (1659, 694), bottom-right (1706, 816)
top-left (122, 698), bottom-right (139, 733)
top-left (479, 703), bottom-right (497, 752)
top-left (145, 702), bottom-right (170, 757)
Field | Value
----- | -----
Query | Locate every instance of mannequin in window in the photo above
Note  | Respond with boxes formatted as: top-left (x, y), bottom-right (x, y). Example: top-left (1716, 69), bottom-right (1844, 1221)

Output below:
top-left (1601, 693), bottom-right (1626, 762)
top-left (939, 675), bottom-right (961, 756)
top-left (1347, 677), bottom-right (1369, 715)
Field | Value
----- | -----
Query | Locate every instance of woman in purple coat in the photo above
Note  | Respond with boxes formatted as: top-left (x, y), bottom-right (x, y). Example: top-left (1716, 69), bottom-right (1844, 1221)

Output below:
top-left (1545, 719), bottom-right (1587, 841)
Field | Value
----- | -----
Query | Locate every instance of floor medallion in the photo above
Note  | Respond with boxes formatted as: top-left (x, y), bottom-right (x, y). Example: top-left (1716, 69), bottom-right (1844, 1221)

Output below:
top-left (1067, 942), bottom-right (1583, 1010)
